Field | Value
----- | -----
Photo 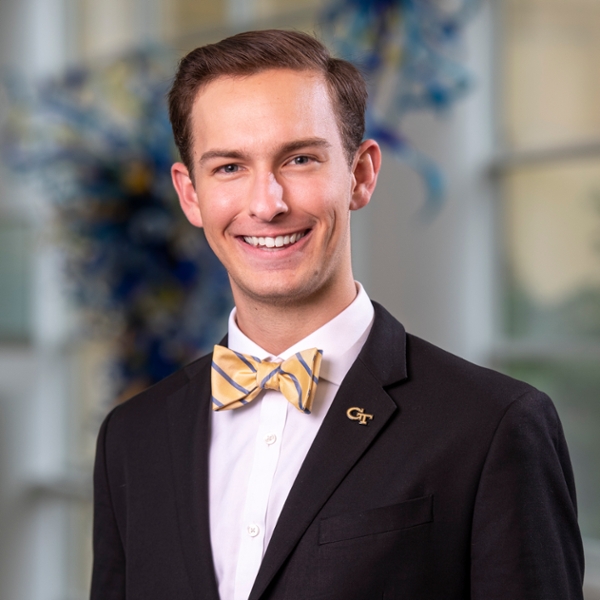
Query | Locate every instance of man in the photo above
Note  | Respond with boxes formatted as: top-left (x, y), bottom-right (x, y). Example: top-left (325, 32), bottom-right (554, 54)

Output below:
top-left (91, 30), bottom-right (584, 600)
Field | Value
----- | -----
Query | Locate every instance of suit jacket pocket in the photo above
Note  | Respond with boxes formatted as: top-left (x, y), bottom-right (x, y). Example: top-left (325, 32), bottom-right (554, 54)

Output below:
top-left (319, 494), bottom-right (433, 545)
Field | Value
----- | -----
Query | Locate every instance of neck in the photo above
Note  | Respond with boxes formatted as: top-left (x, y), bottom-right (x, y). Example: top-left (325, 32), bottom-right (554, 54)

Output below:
top-left (232, 279), bottom-right (358, 356)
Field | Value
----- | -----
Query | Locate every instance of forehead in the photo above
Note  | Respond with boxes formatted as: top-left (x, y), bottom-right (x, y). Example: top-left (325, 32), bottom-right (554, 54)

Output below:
top-left (190, 69), bottom-right (342, 153)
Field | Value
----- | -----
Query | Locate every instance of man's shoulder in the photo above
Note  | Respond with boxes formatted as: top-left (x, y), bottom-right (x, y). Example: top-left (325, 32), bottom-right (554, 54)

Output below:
top-left (401, 331), bottom-right (556, 428)
top-left (407, 332), bottom-right (532, 395)
top-left (103, 350), bottom-right (212, 431)
top-left (361, 327), bottom-right (564, 461)
top-left (370, 303), bottom-right (548, 417)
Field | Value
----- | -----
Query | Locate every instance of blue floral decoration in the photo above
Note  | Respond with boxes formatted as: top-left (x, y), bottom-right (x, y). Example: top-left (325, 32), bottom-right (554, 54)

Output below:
top-left (2, 49), bottom-right (232, 400)
top-left (322, 0), bottom-right (481, 216)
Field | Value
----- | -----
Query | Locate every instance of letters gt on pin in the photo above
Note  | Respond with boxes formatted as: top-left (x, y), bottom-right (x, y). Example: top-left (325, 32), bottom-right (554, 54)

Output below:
top-left (346, 407), bottom-right (374, 425)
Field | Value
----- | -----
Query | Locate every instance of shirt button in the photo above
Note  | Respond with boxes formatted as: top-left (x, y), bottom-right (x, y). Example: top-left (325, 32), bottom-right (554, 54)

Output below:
top-left (264, 433), bottom-right (277, 445)
top-left (247, 523), bottom-right (260, 537)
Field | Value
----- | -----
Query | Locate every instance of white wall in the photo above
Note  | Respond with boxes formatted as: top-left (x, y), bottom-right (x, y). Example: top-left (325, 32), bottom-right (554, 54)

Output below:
top-left (0, 0), bottom-right (151, 597)
top-left (352, 0), bottom-right (496, 365)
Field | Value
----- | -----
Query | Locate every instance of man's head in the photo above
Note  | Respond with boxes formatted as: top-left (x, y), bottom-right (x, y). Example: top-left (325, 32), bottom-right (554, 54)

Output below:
top-left (168, 29), bottom-right (367, 174)
top-left (169, 30), bottom-right (381, 344)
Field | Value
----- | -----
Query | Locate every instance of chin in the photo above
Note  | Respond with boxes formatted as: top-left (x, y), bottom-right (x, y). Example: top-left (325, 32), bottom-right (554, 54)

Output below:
top-left (234, 277), bottom-right (322, 307)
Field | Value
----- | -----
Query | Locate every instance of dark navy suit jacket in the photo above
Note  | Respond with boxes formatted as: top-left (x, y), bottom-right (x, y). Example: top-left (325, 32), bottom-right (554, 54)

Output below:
top-left (91, 302), bottom-right (584, 599)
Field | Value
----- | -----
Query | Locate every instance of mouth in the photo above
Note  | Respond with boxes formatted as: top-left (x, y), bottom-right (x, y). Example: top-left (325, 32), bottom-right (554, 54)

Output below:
top-left (242, 230), bottom-right (308, 249)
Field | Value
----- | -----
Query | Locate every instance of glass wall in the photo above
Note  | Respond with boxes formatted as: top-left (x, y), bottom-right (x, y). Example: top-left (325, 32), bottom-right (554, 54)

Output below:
top-left (499, 0), bottom-right (600, 554)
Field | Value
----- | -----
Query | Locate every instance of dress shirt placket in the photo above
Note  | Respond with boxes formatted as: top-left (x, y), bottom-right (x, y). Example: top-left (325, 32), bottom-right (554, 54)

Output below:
top-left (233, 389), bottom-right (288, 600)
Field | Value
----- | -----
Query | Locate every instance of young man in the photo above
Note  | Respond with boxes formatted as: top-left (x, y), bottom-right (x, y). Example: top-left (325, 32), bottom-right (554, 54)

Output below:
top-left (91, 30), bottom-right (584, 600)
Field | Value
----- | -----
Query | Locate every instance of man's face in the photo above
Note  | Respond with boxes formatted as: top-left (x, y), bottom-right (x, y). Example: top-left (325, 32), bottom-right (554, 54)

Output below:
top-left (173, 68), bottom-right (376, 308)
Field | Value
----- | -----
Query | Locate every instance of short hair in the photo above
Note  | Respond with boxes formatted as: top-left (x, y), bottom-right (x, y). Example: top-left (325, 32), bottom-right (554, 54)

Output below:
top-left (168, 29), bottom-right (367, 175)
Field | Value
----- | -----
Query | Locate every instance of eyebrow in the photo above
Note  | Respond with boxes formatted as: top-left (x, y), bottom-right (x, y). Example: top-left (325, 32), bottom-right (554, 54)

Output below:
top-left (198, 138), bottom-right (332, 167)
top-left (198, 149), bottom-right (248, 165)
top-left (278, 138), bottom-right (332, 155)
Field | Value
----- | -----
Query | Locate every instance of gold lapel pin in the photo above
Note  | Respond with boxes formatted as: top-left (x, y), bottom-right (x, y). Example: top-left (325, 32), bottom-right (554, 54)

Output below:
top-left (346, 407), bottom-right (374, 426)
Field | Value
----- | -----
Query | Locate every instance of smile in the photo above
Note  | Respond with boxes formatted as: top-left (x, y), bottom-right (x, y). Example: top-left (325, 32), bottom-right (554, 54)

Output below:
top-left (243, 231), bottom-right (307, 249)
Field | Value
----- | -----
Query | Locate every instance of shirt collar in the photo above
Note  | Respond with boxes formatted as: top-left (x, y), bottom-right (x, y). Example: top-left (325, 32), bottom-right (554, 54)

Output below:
top-left (227, 282), bottom-right (374, 386)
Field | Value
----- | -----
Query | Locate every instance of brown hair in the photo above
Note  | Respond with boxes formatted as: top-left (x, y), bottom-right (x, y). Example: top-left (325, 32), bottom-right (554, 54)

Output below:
top-left (168, 29), bottom-right (367, 175)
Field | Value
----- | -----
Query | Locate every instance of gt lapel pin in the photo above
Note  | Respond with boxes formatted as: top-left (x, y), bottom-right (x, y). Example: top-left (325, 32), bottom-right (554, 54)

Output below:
top-left (346, 407), bottom-right (374, 426)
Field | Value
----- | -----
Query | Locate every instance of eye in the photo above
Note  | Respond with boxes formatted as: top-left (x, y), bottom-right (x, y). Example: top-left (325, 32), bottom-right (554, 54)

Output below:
top-left (217, 163), bottom-right (240, 174)
top-left (290, 155), bottom-right (312, 165)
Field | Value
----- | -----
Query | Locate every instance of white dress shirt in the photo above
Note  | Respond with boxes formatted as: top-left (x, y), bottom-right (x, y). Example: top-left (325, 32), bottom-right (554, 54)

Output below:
top-left (208, 283), bottom-right (374, 600)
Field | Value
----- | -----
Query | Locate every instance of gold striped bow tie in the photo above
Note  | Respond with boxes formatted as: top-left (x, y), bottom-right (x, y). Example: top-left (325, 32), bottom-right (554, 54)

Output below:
top-left (211, 345), bottom-right (323, 414)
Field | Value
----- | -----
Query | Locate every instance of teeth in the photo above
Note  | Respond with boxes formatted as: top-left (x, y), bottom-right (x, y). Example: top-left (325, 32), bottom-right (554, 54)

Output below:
top-left (244, 231), bottom-right (305, 248)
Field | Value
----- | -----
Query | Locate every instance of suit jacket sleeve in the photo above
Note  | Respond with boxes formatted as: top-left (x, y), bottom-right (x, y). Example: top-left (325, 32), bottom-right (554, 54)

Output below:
top-left (470, 390), bottom-right (584, 599)
top-left (90, 409), bottom-right (126, 600)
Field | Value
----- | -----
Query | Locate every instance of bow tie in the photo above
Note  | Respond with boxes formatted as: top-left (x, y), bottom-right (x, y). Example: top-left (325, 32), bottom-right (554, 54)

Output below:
top-left (211, 345), bottom-right (323, 413)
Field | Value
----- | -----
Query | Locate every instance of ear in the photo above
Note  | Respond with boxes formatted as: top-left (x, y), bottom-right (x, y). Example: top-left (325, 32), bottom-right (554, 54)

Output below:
top-left (171, 162), bottom-right (203, 227)
top-left (349, 139), bottom-right (381, 211)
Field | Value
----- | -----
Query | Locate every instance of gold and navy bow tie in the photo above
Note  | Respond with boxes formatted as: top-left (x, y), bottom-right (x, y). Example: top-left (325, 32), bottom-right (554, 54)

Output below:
top-left (211, 345), bottom-right (323, 413)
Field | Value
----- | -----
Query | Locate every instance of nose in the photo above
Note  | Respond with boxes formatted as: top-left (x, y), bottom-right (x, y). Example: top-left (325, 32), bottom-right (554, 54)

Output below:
top-left (248, 171), bottom-right (288, 221)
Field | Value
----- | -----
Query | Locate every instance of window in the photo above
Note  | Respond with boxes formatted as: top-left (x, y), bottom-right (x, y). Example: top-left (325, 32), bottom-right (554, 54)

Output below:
top-left (495, 0), bottom-right (600, 581)
top-left (0, 219), bottom-right (33, 341)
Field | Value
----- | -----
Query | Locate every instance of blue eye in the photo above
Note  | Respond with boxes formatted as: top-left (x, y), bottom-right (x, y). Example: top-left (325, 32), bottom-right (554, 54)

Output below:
top-left (220, 164), bottom-right (239, 173)
top-left (293, 156), bottom-right (310, 165)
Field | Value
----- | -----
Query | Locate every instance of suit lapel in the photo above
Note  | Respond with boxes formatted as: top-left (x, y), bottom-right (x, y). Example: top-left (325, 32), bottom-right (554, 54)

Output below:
top-left (249, 303), bottom-right (408, 600)
top-left (166, 354), bottom-right (220, 600)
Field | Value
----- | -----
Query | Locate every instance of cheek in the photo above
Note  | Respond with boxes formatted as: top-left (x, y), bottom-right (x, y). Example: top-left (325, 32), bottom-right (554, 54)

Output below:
top-left (294, 175), bottom-right (350, 219)
top-left (197, 188), bottom-right (241, 233)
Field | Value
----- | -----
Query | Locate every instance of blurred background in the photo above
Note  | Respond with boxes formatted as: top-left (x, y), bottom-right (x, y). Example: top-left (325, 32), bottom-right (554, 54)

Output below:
top-left (1, 0), bottom-right (600, 598)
